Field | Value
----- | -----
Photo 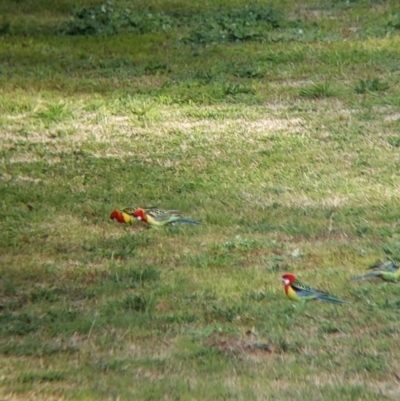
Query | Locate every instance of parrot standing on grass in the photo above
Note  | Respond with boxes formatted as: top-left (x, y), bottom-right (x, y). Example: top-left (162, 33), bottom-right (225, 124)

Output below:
top-left (350, 260), bottom-right (400, 283)
top-left (281, 273), bottom-right (347, 304)
top-left (132, 207), bottom-right (201, 227)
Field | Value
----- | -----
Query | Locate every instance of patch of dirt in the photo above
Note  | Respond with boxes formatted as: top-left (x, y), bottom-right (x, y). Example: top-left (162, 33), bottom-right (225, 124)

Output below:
top-left (385, 113), bottom-right (400, 122)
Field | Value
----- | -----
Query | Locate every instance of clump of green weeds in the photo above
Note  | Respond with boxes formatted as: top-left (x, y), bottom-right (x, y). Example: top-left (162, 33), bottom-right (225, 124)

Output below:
top-left (299, 82), bottom-right (336, 98)
top-left (183, 4), bottom-right (282, 45)
top-left (59, 1), bottom-right (174, 36)
top-left (59, 1), bottom-right (283, 43)
top-left (354, 78), bottom-right (389, 94)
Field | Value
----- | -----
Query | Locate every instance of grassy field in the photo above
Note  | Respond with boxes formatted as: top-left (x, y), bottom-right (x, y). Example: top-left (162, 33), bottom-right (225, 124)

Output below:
top-left (1, 0), bottom-right (400, 399)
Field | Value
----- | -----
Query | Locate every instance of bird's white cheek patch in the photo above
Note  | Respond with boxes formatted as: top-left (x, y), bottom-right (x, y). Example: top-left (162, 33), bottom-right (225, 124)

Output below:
top-left (136, 217), bottom-right (142, 221)
top-left (283, 279), bottom-right (290, 285)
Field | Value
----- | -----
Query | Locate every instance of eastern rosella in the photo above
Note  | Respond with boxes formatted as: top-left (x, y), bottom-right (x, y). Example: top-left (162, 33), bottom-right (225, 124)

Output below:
top-left (281, 273), bottom-right (346, 304)
top-left (110, 209), bottom-right (135, 224)
top-left (350, 260), bottom-right (400, 283)
top-left (132, 207), bottom-right (201, 226)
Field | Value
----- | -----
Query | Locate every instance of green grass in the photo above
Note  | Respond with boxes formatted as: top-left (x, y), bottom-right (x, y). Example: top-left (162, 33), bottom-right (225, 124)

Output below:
top-left (1, 0), bottom-right (400, 400)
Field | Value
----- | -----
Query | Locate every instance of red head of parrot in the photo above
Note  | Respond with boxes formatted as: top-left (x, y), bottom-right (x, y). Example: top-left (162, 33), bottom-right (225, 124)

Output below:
top-left (109, 209), bottom-right (135, 224)
top-left (282, 273), bottom-right (296, 295)
top-left (282, 273), bottom-right (296, 285)
top-left (132, 208), bottom-right (147, 222)
top-left (110, 210), bottom-right (123, 222)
